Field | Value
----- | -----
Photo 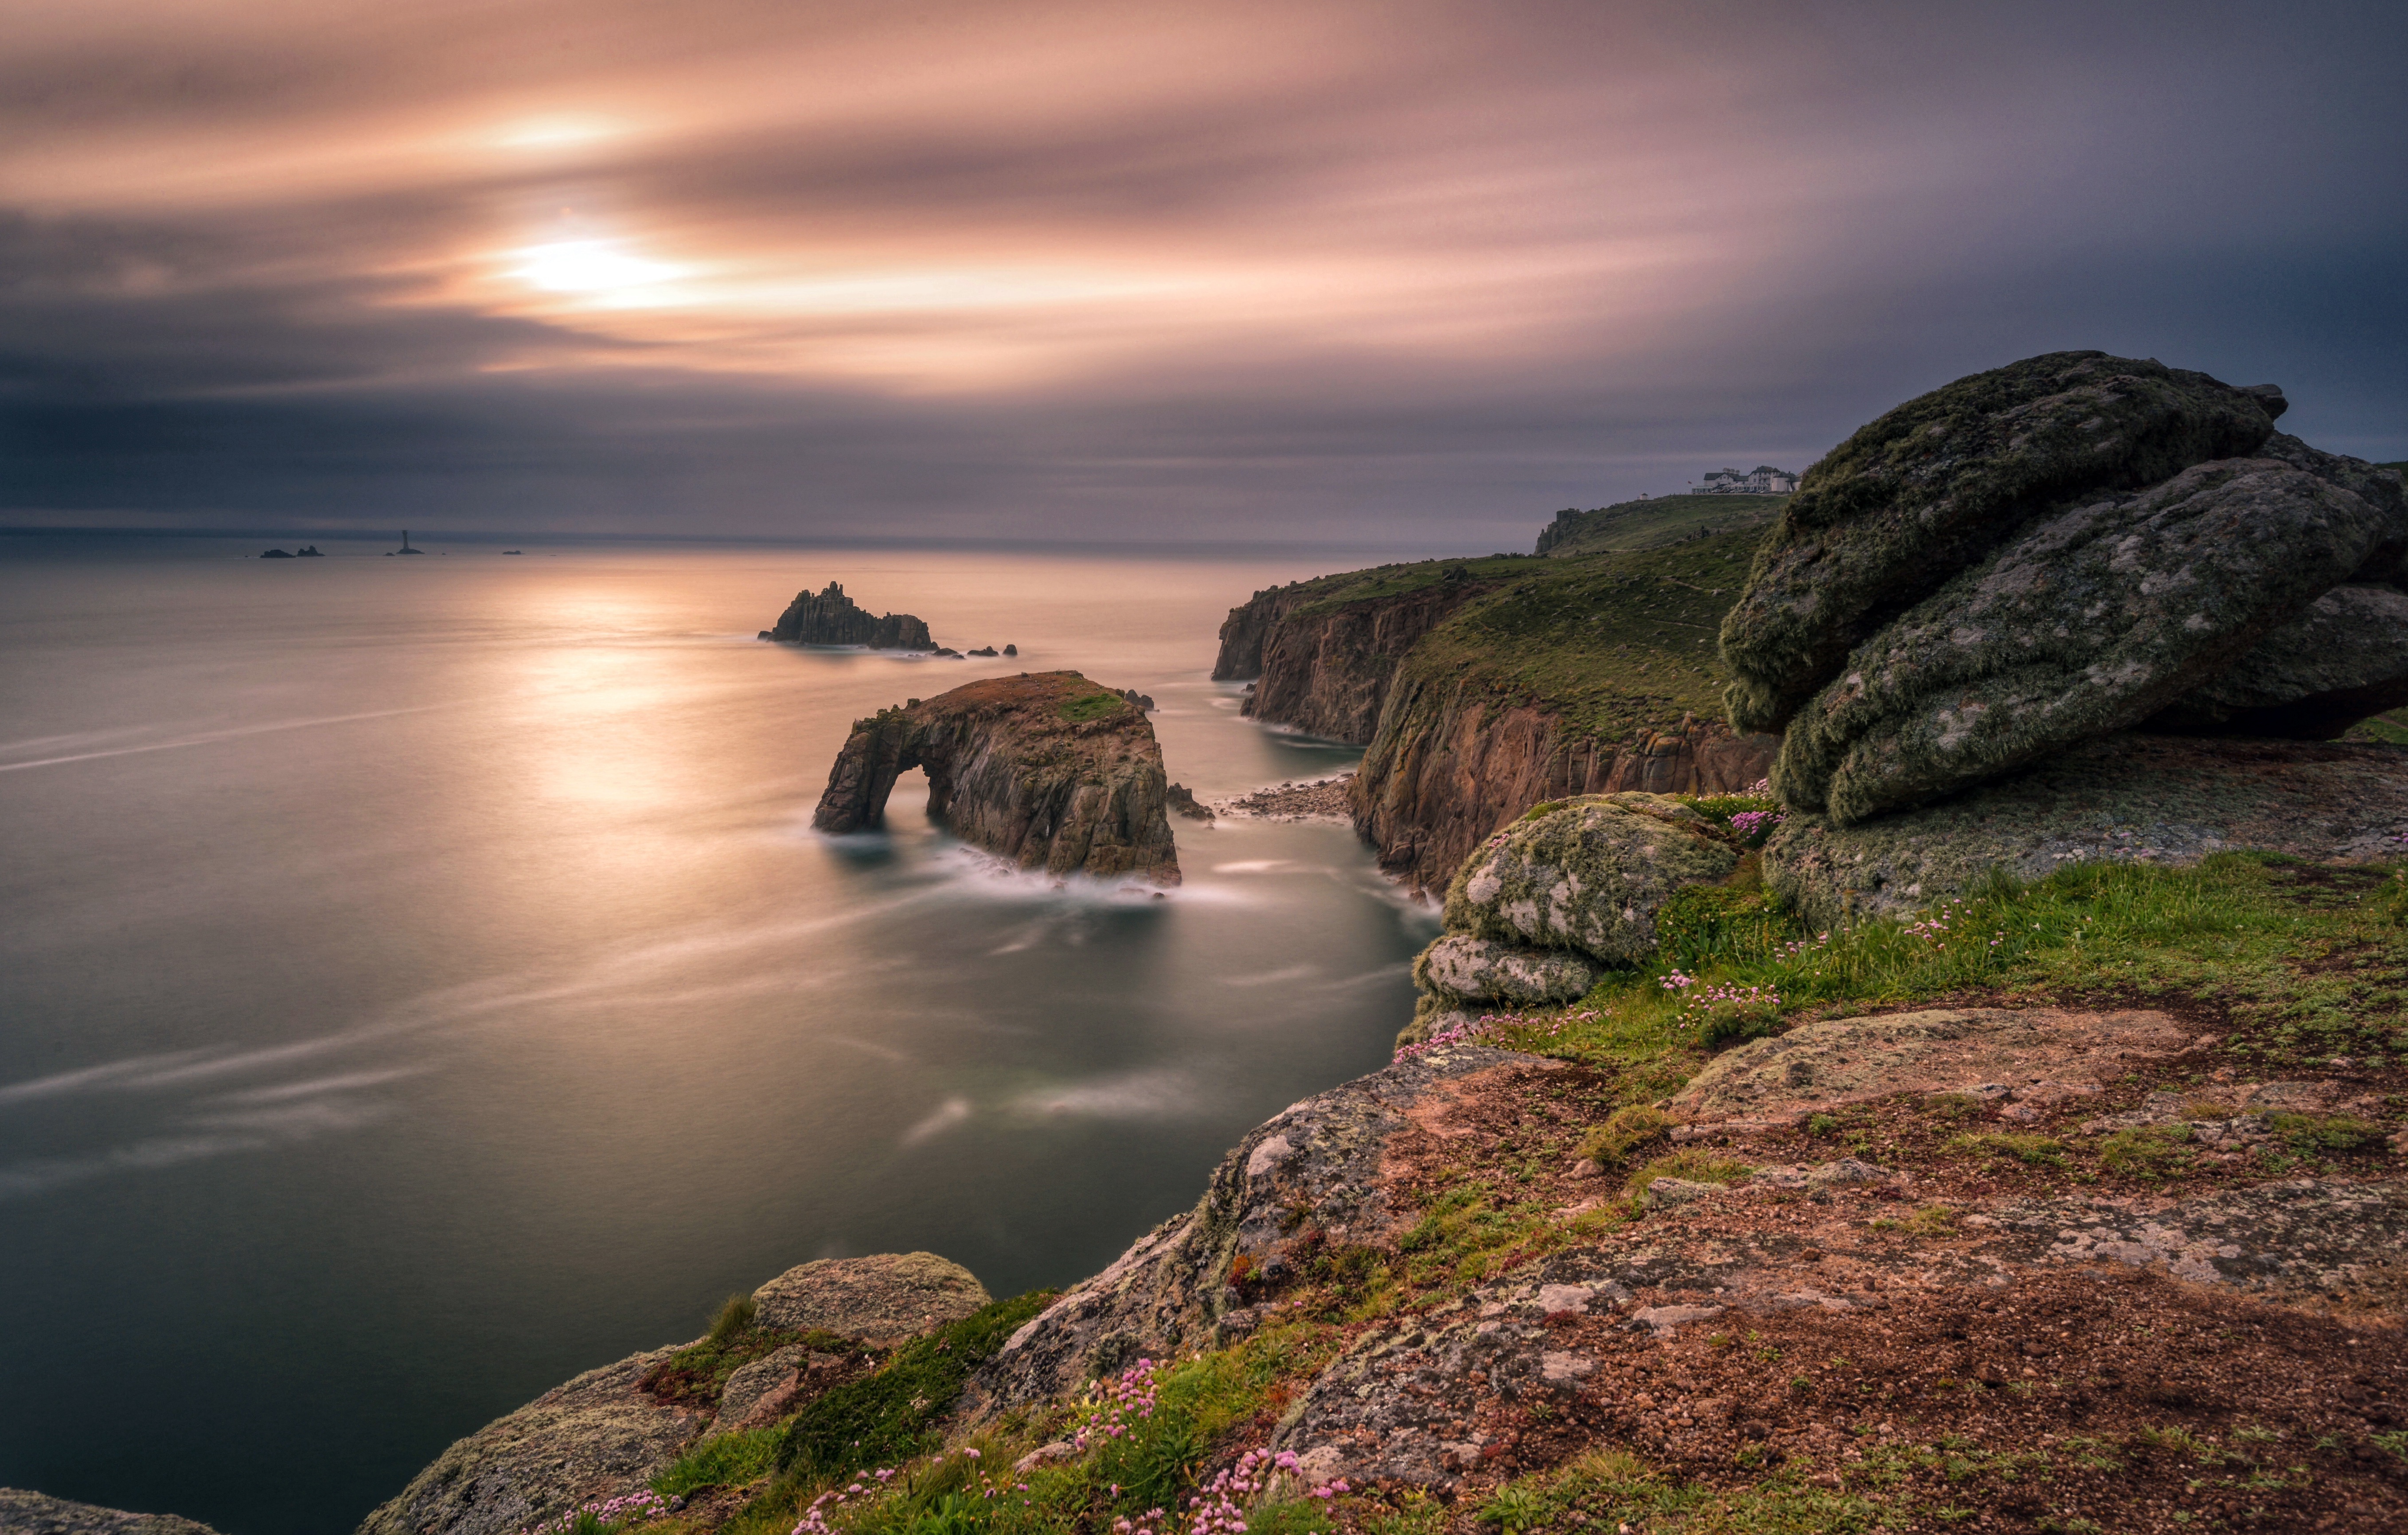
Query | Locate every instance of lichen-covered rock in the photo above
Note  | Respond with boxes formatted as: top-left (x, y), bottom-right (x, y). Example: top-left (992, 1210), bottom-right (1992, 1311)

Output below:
top-left (0, 1491), bottom-right (222, 1535)
top-left (1440, 793), bottom-right (1737, 961)
top-left (2154, 583), bottom-right (2408, 738)
top-left (354, 1347), bottom-right (703, 1535)
top-left (1412, 935), bottom-right (1598, 1006)
top-left (812, 672), bottom-right (1182, 884)
top-left (1667, 1007), bottom-right (2201, 1129)
top-left (1760, 732), bottom-right (2408, 929)
top-left (1993, 1181), bottom-right (2408, 1294)
top-left (1773, 458), bottom-right (2391, 823)
top-left (750, 1252), bottom-right (990, 1345)
top-left (1720, 352), bottom-right (2284, 734)
top-left (962, 1044), bottom-right (1545, 1417)
top-left (2253, 430), bottom-right (2408, 584)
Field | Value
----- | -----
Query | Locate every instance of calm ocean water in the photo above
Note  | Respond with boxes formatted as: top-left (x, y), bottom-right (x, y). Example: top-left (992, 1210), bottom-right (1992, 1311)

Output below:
top-left (0, 540), bottom-right (1436, 1535)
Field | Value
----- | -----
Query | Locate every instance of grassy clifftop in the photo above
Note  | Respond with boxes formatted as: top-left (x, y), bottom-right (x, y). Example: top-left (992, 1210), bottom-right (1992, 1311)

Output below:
top-left (1535, 493), bottom-right (1787, 557)
top-left (1407, 527), bottom-right (1762, 742)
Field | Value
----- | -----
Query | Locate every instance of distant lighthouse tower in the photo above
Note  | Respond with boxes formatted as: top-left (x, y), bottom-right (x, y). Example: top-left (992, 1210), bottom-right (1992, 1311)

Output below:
top-left (394, 529), bottom-right (423, 555)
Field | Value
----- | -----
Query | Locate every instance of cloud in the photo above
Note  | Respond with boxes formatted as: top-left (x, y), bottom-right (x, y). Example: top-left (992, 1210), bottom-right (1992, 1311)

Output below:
top-left (2, 0), bottom-right (2401, 543)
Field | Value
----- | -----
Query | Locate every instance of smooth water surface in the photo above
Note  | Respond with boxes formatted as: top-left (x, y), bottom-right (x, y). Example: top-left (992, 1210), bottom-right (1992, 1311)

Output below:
top-left (0, 542), bottom-right (1433, 1534)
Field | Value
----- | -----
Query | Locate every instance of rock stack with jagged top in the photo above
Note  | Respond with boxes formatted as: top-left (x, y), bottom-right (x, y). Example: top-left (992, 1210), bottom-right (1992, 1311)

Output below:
top-left (759, 581), bottom-right (936, 650)
top-left (1711, 351), bottom-right (2408, 922)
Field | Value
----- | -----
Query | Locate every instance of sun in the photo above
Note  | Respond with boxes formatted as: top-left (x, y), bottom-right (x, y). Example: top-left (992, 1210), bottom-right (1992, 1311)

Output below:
top-left (511, 240), bottom-right (680, 296)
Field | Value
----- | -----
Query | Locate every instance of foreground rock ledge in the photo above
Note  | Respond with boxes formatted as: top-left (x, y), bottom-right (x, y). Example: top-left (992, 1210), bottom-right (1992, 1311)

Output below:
top-left (811, 671), bottom-right (1183, 885)
top-left (0, 1490), bottom-right (222, 1535)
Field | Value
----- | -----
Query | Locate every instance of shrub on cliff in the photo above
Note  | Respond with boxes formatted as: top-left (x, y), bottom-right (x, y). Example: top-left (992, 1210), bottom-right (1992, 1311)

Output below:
top-left (778, 1291), bottom-right (1056, 1482)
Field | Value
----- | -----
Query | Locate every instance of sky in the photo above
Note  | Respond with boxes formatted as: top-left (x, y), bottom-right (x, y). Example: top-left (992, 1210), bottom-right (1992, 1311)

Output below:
top-left (2, 0), bottom-right (2402, 550)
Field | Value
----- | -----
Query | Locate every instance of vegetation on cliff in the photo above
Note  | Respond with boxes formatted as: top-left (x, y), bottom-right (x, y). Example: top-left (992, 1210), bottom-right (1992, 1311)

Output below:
top-left (1533, 493), bottom-right (1785, 558)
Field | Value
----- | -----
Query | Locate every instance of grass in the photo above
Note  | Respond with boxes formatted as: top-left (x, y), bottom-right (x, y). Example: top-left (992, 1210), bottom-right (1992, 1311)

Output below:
top-left (1537, 494), bottom-right (1789, 558)
top-left (1949, 1132), bottom-right (2069, 1168)
top-left (1058, 688), bottom-right (1132, 723)
top-left (1386, 528), bottom-right (1767, 745)
top-left (778, 1291), bottom-right (1057, 1480)
top-left (1574, 1104), bottom-right (1672, 1166)
top-left (1623, 1148), bottom-right (1752, 1199)
top-left (656, 1429), bottom-right (785, 1497)
top-left (1478, 1446), bottom-right (1886, 1534)
top-left (1466, 852), bottom-right (2408, 1072)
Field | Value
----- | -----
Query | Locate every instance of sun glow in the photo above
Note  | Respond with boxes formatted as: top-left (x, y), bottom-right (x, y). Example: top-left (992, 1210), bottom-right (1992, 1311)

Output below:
top-left (510, 240), bottom-right (683, 296)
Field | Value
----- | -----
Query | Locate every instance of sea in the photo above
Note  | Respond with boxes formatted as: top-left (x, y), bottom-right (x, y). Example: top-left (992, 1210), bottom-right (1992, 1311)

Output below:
top-left (0, 538), bottom-right (1440, 1535)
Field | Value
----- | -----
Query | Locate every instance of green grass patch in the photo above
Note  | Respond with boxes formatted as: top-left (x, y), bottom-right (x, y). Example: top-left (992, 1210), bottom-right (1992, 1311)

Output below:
top-left (777, 1291), bottom-right (1056, 1480)
top-left (1479, 1445), bottom-right (1885, 1534)
top-left (1574, 1105), bottom-right (1672, 1167)
top-left (1948, 1132), bottom-right (2068, 1168)
top-left (2099, 1125), bottom-right (2193, 1180)
top-left (1058, 690), bottom-right (1130, 723)
top-left (2264, 1111), bottom-right (2386, 1152)
top-left (1655, 886), bottom-right (1790, 971)
top-left (1537, 494), bottom-right (1788, 558)
top-left (1474, 852), bottom-right (2408, 1078)
top-left (655, 1427), bottom-right (784, 1496)
top-left (1623, 1148), bottom-right (1751, 1199)
top-left (1385, 529), bottom-right (1766, 745)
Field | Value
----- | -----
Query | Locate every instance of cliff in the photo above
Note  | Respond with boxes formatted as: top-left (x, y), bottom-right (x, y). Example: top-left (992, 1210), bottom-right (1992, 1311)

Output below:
top-left (1218, 530), bottom-right (1779, 893)
top-left (812, 671), bottom-right (1181, 884)
top-left (761, 582), bottom-right (935, 649)
top-left (1534, 492), bottom-right (1786, 557)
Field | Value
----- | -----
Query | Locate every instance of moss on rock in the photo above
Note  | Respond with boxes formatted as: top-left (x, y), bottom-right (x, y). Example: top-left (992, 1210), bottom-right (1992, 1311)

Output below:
top-left (1720, 352), bottom-right (2283, 734)
top-left (1413, 934), bottom-right (1600, 1006)
top-left (2154, 582), bottom-right (2408, 738)
top-left (1773, 459), bottom-right (2390, 823)
top-left (1441, 793), bottom-right (1737, 962)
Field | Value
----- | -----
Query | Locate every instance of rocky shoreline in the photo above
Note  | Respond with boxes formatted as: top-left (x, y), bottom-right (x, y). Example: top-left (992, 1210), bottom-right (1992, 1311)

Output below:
top-left (1207, 773), bottom-right (1355, 823)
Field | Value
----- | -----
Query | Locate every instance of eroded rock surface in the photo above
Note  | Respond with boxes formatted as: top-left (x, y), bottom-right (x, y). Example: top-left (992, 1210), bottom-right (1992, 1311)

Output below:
top-left (1441, 794), bottom-right (1736, 961)
top-left (811, 672), bottom-right (1182, 884)
top-left (1414, 935), bottom-right (1598, 1007)
top-left (0, 1492), bottom-right (222, 1535)
top-left (963, 1044), bottom-right (1549, 1417)
top-left (751, 1252), bottom-right (991, 1344)
top-left (1774, 458), bottom-right (2393, 823)
top-left (1720, 352), bottom-right (2286, 735)
top-left (2157, 582), bottom-right (2408, 738)
top-left (355, 1346), bottom-right (703, 1535)
top-left (1668, 1008), bottom-right (2204, 1131)
top-left (1762, 731), bottom-right (2408, 928)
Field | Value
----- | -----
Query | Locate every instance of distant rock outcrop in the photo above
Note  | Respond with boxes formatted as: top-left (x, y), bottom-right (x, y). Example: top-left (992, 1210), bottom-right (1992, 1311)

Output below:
top-left (759, 582), bottom-right (935, 649)
top-left (812, 671), bottom-right (1182, 884)
top-left (1717, 352), bottom-right (2408, 824)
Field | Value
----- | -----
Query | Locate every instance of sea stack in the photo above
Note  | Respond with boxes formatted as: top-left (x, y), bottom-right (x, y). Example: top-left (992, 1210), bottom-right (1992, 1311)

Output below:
top-left (812, 671), bottom-right (1182, 884)
top-left (760, 581), bottom-right (937, 649)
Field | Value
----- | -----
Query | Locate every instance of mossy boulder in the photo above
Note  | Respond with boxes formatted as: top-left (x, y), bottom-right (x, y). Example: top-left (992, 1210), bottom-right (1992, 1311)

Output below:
top-left (1773, 458), bottom-right (2394, 823)
top-left (1720, 352), bottom-right (2284, 734)
top-left (1413, 934), bottom-right (1599, 1006)
top-left (2155, 583), bottom-right (2408, 738)
top-left (750, 1252), bottom-right (991, 1346)
top-left (1441, 793), bottom-right (1737, 963)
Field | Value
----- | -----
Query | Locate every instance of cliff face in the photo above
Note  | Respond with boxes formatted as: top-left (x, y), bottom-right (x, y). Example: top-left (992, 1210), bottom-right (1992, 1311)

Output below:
top-left (762, 581), bottom-right (935, 649)
top-left (1237, 577), bottom-right (1485, 742)
top-left (1222, 529), bottom-right (1780, 894)
top-left (812, 671), bottom-right (1181, 884)
top-left (1351, 680), bottom-right (1774, 894)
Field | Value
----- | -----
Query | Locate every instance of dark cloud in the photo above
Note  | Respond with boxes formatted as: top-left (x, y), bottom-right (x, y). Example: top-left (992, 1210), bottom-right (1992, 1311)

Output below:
top-left (4, 0), bottom-right (2403, 547)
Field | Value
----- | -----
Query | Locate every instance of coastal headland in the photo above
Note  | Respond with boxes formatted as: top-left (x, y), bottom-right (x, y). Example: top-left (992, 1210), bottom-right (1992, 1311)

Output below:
top-left (35, 355), bottom-right (2407, 1535)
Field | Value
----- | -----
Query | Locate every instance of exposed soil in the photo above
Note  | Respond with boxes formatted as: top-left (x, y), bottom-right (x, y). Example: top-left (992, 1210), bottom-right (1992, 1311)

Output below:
top-left (1247, 1035), bottom-right (2408, 1532)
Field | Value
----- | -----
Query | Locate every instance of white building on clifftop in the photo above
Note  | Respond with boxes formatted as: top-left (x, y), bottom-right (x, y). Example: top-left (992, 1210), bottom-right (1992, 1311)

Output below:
top-left (1691, 465), bottom-right (1799, 494)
